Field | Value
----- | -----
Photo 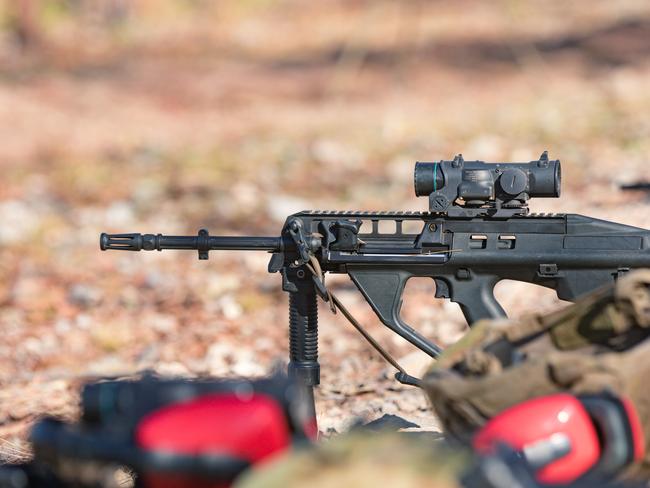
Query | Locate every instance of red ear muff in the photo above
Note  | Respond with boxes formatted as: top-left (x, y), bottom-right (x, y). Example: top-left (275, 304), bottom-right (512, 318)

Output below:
top-left (579, 394), bottom-right (645, 478)
top-left (136, 392), bottom-right (291, 461)
top-left (30, 375), bottom-right (311, 488)
top-left (474, 394), bottom-right (601, 484)
top-left (135, 393), bottom-right (292, 488)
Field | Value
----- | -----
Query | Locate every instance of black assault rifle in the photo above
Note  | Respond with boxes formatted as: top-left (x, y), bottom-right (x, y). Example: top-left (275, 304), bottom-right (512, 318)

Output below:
top-left (100, 152), bottom-right (650, 394)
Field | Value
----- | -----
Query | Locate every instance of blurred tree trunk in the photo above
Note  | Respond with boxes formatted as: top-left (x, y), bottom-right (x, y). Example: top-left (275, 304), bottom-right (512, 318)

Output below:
top-left (8, 0), bottom-right (43, 50)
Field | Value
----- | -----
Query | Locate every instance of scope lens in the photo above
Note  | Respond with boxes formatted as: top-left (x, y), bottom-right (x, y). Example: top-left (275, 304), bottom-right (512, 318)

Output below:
top-left (529, 160), bottom-right (561, 198)
top-left (414, 162), bottom-right (445, 196)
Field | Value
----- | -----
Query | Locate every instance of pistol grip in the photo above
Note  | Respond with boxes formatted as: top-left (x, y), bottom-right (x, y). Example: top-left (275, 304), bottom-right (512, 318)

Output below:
top-left (442, 274), bottom-right (506, 325)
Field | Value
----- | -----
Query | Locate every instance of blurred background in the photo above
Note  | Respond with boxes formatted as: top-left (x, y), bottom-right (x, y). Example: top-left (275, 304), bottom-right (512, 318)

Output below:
top-left (1, 0), bottom-right (650, 461)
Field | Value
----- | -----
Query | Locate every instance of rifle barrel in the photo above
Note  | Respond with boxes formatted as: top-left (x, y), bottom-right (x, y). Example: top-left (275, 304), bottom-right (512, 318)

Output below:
top-left (100, 232), bottom-right (282, 252)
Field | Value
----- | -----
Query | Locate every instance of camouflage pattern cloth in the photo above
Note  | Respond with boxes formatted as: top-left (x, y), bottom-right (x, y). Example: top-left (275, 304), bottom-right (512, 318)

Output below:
top-left (236, 433), bottom-right (468, 488)
top-left (424, 270), bottom-right (650, 475)
top-left (234, 431), bottom-right (644, 488)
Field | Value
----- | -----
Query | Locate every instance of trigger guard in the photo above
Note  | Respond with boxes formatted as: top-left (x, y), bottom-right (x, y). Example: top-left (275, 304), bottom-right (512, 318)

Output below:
top-left (347, 269), bottom-right (443, 358)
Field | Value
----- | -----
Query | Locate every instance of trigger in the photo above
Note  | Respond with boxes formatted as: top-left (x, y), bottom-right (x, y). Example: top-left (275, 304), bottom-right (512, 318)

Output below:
top-left (434, 278), bottom-right (450, 299)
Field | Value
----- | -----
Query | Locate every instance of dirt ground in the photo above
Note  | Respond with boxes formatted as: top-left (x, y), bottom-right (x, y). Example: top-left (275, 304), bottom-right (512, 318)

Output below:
top-left (1, 0), bottom-right (650, 462)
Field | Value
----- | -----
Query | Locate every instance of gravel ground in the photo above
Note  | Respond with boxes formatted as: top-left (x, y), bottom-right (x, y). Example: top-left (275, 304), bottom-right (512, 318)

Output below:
top-left (1, 0), bottom-right (650, 461)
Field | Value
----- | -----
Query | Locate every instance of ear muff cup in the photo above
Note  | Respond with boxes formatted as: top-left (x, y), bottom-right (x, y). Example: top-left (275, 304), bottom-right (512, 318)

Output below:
top-left (31, 375), bottom-right (314, 488)
top-left (473, 393), bottom-right (646, 485)
top-left (579, 394), bottom-right (645, 478)
top-left (133, 392), bottom-right (292, 488)
top-left (473, 393), bottom-right (601, 485)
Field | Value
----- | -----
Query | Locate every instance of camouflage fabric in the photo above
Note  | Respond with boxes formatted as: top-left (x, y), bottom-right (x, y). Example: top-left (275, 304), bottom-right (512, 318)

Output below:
top-left (424, 270), bottom-right (650, 474)
top-left (235, 433), bottom-right (468, 488)
top-left (234, 430), bottom-right (650, 488)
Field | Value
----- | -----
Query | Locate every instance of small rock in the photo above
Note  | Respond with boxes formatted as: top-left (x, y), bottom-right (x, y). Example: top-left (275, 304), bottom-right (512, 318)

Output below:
top-left (86, 355), bottom-right (132, 376)
top-left (68, 284), bottom-right (102, 308)
top-left (396, 350), bottom-right (434, 378)
top-left (231, 182), bottom-right (258, 208)
top-left (231, 358), bottom-right (265, 377)
top-left (149, 314), bottom-right (179, 334)
top-left (155, 362), bottom-right (191, 377)
top-left (204, 342), bottom-right (231, 375)
top-left (90, 322), bottom-right (133, 352)
top-left (119, 285), bottom-right (141, 309)
top-left (311, 139), bottom-right (363, 169)
top-left (393, 390), bottom-right (428, 414)
top-left (76, 313), bottom-right (93, 329)
top-left (317, 414), bottom-right (354, 435)
top-left (54, 318), bottom-right (72, 334)
top-left (136, 344), bottom-right (160, 368)
top-left (206, 273), bottom-right (240, 297)
top-left (360, 414), bottom-right (420, 432)
top-left (21, 335), bottom-right (58, 359)
top-left (0, 200), bottom-right (40, 244)
top-left (9, 404), bottom-right (31, 421)
top-left (105, 201), bottom-right (135, 227)
top-left (217, 294), bottom-right (243, 320)
top-left (203, 342), bottom-right (265, 377)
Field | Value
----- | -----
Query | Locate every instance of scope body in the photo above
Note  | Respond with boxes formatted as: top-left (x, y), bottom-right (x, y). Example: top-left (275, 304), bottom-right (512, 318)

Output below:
top-left (414, 152), bottom-right (561, 217)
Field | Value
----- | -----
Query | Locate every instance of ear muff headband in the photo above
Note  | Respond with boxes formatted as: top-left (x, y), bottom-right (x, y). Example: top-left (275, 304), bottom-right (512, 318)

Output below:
top-left (620, 396), bottom-right (646, 463)
top-left (580, 394), bottom-right (645, 478)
